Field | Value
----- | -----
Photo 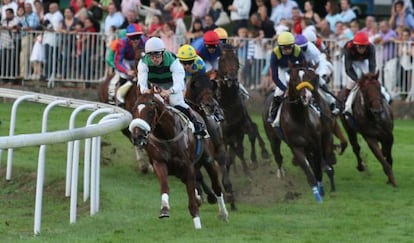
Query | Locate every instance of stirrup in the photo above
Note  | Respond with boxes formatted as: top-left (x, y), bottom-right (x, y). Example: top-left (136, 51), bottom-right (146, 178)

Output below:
top-left (330, 103), bottom-right (340, 115)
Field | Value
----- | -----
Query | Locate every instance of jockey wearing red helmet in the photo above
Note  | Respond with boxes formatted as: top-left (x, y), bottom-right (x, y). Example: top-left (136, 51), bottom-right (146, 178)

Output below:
top-left (341, 31), bottom-right (390, 115)
top-left (191, 30), bottom-right (221, 72)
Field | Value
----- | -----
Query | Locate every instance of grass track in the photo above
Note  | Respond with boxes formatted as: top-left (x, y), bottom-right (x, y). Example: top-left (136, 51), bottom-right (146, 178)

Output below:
top-left (1, 102), bottom-right (414, 242)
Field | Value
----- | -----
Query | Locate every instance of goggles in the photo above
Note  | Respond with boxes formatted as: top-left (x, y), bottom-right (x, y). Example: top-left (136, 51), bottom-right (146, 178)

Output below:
top-left (205, 44), bottom-right (218, 49)
top-left (180, 60), bottom-right (194, 66)
top-left (128, 35), bottom-right (141, 41)
top-left (148, 51), bottom-right (163, 58)
top-left (280, 45), bottom-right (294, 50)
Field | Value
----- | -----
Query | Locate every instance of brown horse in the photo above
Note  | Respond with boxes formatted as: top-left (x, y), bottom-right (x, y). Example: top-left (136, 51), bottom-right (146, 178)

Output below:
top-left (129, 92), bottom-right (229, 229)
top-left (339, 72), bottom-right (396, 186)
top-left (262, 64), bottom-right (337, 202)
top-left (185, 71), bottom-right (236, 210)
top-left (216, 44), bottom-right (269, 174)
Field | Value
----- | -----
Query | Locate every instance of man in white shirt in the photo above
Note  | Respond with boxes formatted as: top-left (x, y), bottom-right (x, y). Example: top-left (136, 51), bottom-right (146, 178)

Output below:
top-left (228, 0), bottom-right (251, 35)
top-left (104, 2), bottom-right (124, 34)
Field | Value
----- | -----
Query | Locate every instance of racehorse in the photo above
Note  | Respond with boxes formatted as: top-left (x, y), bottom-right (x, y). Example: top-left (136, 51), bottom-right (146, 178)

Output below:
top-left (216, 44), bottom-right (269, 174)
top-left (339, 72), bottom-right (396, 186)
top-left (97, 47), bottom-right (152, 173)
top-left (262, 63), bottom-right (335, 202)
top-left (186, 71), bottom-right (236, 210)
top-left (128, 92), bottom-right (229, 229)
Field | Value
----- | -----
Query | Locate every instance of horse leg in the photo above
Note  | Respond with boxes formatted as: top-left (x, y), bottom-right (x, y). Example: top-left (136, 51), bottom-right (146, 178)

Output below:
top-left (381, 136), bottom-right (396, 186)
top-left (135, 147), bottom-right (152, 174)
top-left (343, 121), bottom-right (365, 171)
top-left (291, 147), bottom-right (322, 203)
top-left (333, 119), bottom-right (348, 155)
top-left (270, 135), bottom-right (285, 179)
top-left (202, 156), bottom-right (229, 222)
top-left (364, 136), bottom-right (396, 187)
top-left (184, 163), bottom-right (202, 229)
top-left (195, 167), bottom-right (217, 204)
top-left (248, 118), bottom-right (270, 162)
top-left (215, 144), bottom-right (236, 211)
top-left (152, 161), bottom-right (170, 218)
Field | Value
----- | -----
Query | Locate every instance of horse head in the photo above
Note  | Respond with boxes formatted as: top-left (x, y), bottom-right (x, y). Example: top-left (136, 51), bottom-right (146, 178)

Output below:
top-left (287, 62), bottom-right (318, 106)
top-left (129, 92), bottom-right (170, 148)
top-left (358, 72), bottom-right (383, 116)
top-left (217, 44), bottom-right (239, 88)
top-left (188, 72), bottom-right (218, 117)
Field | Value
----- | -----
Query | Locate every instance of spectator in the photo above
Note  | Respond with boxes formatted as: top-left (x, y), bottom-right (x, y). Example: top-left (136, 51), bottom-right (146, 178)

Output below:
top-left (160, 21), bottom-right (178, 53)
top-left (324, 0), bottom-right (341, 33)
top-left (164, 0), bottom-right (188, 36)
top-left (255, 0), bottom-right (268, 21)
top-left (29, 34), bottom-right (44, 80)
top-left (396, 26), bottom-right (413, 93)
top-left (250, 12), bottom-right (275, 38)
top-left (303, 0), bottom-right (321, 25)
top-left (291, 6), bottom-right (302, 35)
top-left (120, 9), bottom-right (140, 29)
top-left (121, 0), bottom-right (141, 17)
top-left (74, 0), bottom-right (88, 23)
top-left (190, 0), bottom-right (210, 29)
top-left (185, 18), bottom-right (203, 42)
top-left (0, 8), bottom-right (19, 77)
top-left (1, 0), bottom-right (18, 20)
top-left (339, 0), bottom-right (356, 24)
top-left (360, 15), bottom-right (377, 39)
top-left (148, 14), bottom-right (163, 36)
top-left (228, 0), bottom-right (251, 35)
top-left (42, 2), bottom-right (63, 79)
top-left (80, 16), bottom-right (99, 88)
top-left (19, 2), bottom-right (39, 78)
top-left (317, 19), bottom-right (334, 39)
top-left (301, 17), bottom-right (316, 41)
top-left (269, 0), bottom-right (283, 27)
top-left (389, 0), bottom-right (414, 30)
top-left (103, 2), bottom-right (124, 34)
top-left (33, 0), bottom-right (44, 22)
top-left (141, 0), bottom-right (162, 26)
top-left (208, 0), bottom-right (224, 22)
top-left (349, 19), bottom-right (360, 35)
top-left (276, 0), bottom-right (299, 22)
top-left (203, 14), bottom-right (217, 32)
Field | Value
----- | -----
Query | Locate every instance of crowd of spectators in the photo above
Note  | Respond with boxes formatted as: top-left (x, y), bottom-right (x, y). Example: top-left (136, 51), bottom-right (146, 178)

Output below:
top-left (0, 0), bottom-right (414, 96)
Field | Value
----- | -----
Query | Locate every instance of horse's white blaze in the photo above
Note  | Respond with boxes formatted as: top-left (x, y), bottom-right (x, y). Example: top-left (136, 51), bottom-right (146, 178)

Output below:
top-left (161, 193), bottom-right (169, 209)
top-left (193, 216), bottom-right (202, 229)
top-left (129, 118), bottom-right (151, 133)
top-left (137, 104), bottom-right (146, 113)
top-left (298, 70), bottom-right (305, 80)
top-left (303, 89), bottom-right (313, 105)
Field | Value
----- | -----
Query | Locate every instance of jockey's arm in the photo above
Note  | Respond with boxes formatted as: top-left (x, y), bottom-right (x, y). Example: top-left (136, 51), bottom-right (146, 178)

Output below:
top-left (170, 59), bottom-right (186, 94)
top-left (270, 53), bottom-right (287, 91)
top-left (115, 42), bottom-right (135, 78)
top-left (344, 48), bottom-right (358, 82)
top-left (138, 60), bottom-right (150, 93)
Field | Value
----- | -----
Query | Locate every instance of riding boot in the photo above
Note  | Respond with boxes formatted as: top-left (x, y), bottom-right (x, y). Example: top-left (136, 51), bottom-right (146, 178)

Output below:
top-left (267, 96), bottom-right (283, 123)
top-left (320, 85), bottom-right (340, 115)
top-left (381, 86), bottom-right (392, 104)
top-left (341, 88), bottom-right (351, 115)
top-left (214, 107), bottom-right (225, 122)
top-left (116, 81), bottom-right (133, 106)
top-left (175, 106), bottom-right (206, 136)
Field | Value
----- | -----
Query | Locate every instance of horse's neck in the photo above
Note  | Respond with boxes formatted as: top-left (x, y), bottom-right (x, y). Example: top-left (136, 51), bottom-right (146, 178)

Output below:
top-left (153, 108), bottom-right (179, 139)
top-left (284, 99), bottom-right (309, 119)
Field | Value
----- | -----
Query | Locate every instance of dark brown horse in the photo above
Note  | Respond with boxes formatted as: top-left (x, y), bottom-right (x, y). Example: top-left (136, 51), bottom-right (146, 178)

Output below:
top-left (262, 64), bottom-right (336, 202)
top-left (339, 72), bottom-right (396, 186)
top-left (185, 71), bottom-right (236, 210)
top-left (216, 44), bottom-right (269, 174)
top-left (129, 92), bottom-right (229, 229)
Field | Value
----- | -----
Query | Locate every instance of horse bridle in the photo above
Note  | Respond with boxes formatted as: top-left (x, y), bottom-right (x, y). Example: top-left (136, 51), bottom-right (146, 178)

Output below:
top-left (361, 79), bottom-right (383, 114)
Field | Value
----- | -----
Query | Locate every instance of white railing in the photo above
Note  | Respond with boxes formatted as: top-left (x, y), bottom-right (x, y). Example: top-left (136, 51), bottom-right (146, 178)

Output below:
top-left (0, 88), bottom-right (132, 235)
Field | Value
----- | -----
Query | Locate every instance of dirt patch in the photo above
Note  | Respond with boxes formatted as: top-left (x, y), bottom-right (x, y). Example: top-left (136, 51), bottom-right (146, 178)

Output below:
top-left (228, 161), bottom-right (305, 207)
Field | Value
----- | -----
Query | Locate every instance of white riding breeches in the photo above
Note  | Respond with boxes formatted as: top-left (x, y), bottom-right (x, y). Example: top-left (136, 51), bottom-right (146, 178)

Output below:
top-left (346, 60), bottom-right (369, 90)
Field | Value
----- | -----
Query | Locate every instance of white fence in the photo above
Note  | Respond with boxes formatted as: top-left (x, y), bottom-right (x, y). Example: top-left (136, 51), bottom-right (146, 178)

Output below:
top-left (0, 88), bottom-right (132, 235)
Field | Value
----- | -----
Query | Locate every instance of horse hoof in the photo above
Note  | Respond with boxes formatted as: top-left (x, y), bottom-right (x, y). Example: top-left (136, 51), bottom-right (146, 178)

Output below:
top-left (207, 194), bottom-right (217, 204)
top-left (356, 164), bottom-right (365, 172)
top-left (159, 207), bottom-right (170, 218)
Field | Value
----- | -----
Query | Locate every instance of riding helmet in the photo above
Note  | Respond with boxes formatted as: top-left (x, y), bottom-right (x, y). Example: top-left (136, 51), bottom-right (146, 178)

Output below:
top-left (277, 31), bottom-right (295, 46)
top-left (177, 44), bottom-right (197, 61)
top-left (295, 34), bottom-right (308, 47)
top-left (353, 32), bottom-right (370, 45)
top-left (204, 30), bottom-right (220, 45)
top-left (126, 23), bottom-right (143, 37)
top-left (214, 27), bottom-right (228, 40)
top-left (145, 37), bottom-right (166, 53)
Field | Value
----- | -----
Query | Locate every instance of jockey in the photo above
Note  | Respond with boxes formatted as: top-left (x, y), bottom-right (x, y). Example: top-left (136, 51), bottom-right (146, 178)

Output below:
top-left (106, 29), bottom-right (126, 104)
top-left (267, 31), bottom-right (305, 124)
top-left (176, 44), bottom-right (224, 122)
top-left (214, 27), bottom-right (228, 44)
top-left (138, 37), bottom-right (206, 136)
top-left (192, 30), bottom-right (221, 72)
top-left (342, 31), bottom-right (391, 115)
top-left (114, 23), bottom-right (146, 105)
top-left (295, 34), bottom-right (339, 115)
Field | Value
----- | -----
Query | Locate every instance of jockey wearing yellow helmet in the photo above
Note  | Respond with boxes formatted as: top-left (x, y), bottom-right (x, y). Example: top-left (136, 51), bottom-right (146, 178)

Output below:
top-left (177, 44), bottom-right (206, 79)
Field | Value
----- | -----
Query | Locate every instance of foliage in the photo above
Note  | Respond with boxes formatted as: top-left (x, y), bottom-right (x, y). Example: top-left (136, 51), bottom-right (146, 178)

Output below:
top-left (1, 102), bottom-right (414, 242)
